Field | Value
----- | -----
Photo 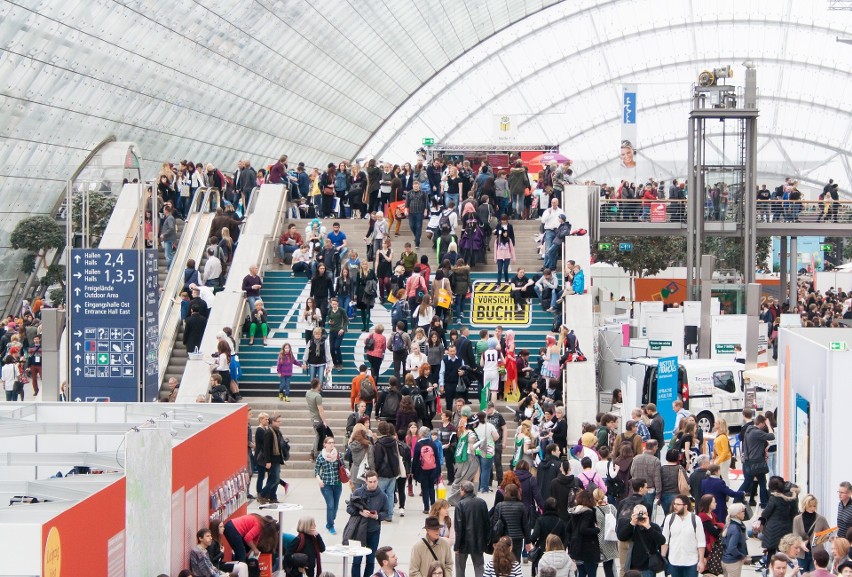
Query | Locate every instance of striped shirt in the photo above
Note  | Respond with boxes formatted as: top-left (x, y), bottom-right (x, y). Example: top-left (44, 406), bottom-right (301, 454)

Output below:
top-left (838, 499), bottom-right (852, 539)
top-left (484, 560), bottom-right (522, 577)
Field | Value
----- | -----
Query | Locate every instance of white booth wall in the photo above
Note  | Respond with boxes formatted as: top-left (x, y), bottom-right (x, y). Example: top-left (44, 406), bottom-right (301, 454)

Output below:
top-left (777, 327), bottom-right (852, 518)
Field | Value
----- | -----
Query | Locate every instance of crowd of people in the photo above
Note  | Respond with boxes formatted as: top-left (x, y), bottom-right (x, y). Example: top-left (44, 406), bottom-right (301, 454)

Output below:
top-left (202, 387), bottom-right (852, 577)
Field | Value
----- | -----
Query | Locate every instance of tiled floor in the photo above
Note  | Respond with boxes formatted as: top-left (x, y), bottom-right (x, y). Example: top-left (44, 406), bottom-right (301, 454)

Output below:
top-left (248, 476), bottom-right (767, 577)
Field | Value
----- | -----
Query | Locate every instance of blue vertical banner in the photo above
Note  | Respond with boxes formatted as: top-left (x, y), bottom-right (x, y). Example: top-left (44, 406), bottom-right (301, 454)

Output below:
top-left (621, 85), bottom-right (638, 175)
top-left (656, 356), bottom-right (679, 440)
top-left (142, 249), bottom-right (159, 401)
top-left (70, 249), bottom-right (139, 401)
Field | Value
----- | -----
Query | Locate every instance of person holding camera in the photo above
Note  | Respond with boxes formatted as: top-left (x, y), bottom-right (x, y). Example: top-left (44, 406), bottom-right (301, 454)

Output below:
top-left (616, 504), bottom-right (667, 577)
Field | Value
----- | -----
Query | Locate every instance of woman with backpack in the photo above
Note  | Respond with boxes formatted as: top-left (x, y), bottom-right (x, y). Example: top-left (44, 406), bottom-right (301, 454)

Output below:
top-left (568, 489), bottom-right (601, 577)
top-left (593, 488), bottom-right (619, 577)
top-left (413, 426), bottom-right (441, 514)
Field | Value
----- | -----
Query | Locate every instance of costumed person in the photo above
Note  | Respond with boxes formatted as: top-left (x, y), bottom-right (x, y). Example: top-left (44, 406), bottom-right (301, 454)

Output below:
top-left (503, 330), bottom-right (518, 401)
top-left (480, 337), bottom-right (503, 408)
top-left (304, 218), bottom-right (327, 253)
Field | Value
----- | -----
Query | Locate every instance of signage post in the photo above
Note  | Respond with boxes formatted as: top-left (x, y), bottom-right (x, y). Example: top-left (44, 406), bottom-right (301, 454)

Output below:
top-left (69, 249), bottom-right (140, 401)
top-left (143, 248), bottom-right (159, 401)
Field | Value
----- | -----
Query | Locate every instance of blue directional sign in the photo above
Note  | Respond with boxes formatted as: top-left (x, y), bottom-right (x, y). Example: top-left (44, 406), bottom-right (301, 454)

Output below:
top-left (70, 249), bottom-right (139, 401)
top-left (143, 249), bottom-right (159, 401)
top-left (619, 242), bottom-right (634, 252)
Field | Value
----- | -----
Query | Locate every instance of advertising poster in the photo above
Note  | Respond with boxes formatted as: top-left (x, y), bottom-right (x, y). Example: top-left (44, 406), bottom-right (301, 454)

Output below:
top-left (710, 315), bottom-right (747, 359)
top-left (646, 311), bottom-right (684, 358)
top-left (638, 301), bottom-right (664, 336)
top-left (656, 356), bottom-right (679, 439)
top-left (493, 114), bottom-right (518, 143)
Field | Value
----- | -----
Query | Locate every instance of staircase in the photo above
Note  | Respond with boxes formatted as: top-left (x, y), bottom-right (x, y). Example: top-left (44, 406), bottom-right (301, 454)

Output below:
top-left (245, 398), bottom-right (521, 479)
top-left (236, 218), bottom-right (557, 398)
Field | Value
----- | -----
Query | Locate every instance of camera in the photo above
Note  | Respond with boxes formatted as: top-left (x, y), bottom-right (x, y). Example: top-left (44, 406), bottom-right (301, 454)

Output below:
top-left (637, 513), bottom-right (647, 522)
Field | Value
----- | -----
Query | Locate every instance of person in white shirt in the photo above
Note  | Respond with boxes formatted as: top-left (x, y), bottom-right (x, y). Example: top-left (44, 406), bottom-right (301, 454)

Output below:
top-left (480, 338), bottom-right (503, 407)
top-left (661, 495), bottom-right (707, 576)
top-left (202, 248), bottom-right (223, 287)
top-left (189, 283), bottom-right (216, 310)
top-left (539, 198), bottom-right (566, 258)
top-left (534, 268), bottom-right (560, 312)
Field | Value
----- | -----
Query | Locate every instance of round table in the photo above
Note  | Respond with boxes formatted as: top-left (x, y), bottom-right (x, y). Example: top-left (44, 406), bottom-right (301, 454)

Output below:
top-left (325, 544), bottom-right (374, 577)
top-left (259, 502), bottom-right (303, 574)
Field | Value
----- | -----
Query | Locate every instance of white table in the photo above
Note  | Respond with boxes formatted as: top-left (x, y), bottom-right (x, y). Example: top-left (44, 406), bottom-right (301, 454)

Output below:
top-left (325, 544), bottom-right (373, 577)
top-left (259, 502), bottom-right (303, 574)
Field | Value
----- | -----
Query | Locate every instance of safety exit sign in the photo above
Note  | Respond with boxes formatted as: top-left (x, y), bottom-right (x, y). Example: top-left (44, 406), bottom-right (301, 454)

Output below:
top-left (422, 138), bottom-right (435, 146)
top-left (820, 243), bottom-right (834, 252)
top-left (598, 242), bottom-right (613, 251)
top-left (830, 341), bottom-right (847, 351)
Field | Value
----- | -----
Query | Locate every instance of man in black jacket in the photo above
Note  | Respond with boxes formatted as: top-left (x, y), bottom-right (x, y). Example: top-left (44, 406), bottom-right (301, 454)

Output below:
top-left (259, 414), bottom-right (286, 504)
top-left (347, 471), bottom-right (388, 577)
top-left (738, 414), bottom-right (775, 508)
top-left (454, 481), bottom-right (488, 577)
top-left (615, 503), bottom-right (666, 574)
top-left (537, 442), bottom-right (562, 500)
top-left (616, 479), bottom-right (650, 577)
top-left (456, 327), bottom-right (477, 370)
top-left (643, 403), bottom-right (665, 456)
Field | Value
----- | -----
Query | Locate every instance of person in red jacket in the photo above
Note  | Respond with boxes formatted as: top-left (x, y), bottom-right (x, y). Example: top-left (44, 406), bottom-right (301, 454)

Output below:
top-left (222, 513), bottom-right (278, 561)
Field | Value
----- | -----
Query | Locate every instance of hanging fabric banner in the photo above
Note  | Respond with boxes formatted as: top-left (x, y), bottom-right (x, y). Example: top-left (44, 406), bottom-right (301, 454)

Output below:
top-left (621, 85), bottom-right (638, 177)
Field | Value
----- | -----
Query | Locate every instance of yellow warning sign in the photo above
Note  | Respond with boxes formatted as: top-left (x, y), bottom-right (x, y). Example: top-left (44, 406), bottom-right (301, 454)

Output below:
top-left (471, 282), bottom-right (531, 326)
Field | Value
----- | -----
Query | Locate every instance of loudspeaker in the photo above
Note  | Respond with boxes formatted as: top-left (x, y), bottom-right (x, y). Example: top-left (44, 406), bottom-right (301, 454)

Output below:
top-left (685, 326), bottom-right (698, 345)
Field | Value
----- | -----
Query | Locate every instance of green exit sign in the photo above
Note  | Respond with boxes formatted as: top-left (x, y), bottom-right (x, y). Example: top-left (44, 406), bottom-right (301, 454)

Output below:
top-left (422, 138), bottom-right (435, 146)
top-left (820, 243), bottom-right (834, 251)
top-left (598, 242), bottom-right (613, 251)
top-left (830, 341), bottom-right (847, 351)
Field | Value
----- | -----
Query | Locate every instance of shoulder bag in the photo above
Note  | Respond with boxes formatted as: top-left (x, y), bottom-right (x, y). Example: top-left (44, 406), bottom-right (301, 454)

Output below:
top-left (677, 466), bottom-right (690, 494)
top-left (337, 456), bottom-right (351, 483)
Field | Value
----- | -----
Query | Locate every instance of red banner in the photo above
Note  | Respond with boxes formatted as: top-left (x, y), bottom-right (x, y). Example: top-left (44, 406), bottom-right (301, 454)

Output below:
top-left (650, 202), bottom-right (667, 223)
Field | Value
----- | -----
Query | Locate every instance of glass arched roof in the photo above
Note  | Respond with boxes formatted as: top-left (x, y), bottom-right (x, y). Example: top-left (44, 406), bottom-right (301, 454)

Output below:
top-left (363, 0), bottom-right (852, 196)
top-left (0, 0), bottom-right (850, 300)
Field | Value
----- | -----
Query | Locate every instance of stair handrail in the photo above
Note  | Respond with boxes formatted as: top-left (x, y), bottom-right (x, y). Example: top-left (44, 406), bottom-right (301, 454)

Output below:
top-left (156, 188), bottom-right (216, 388)
top-left (174, 184), bottom-right (287, 403)
top-left (158, 187), bottom-right (212, 323)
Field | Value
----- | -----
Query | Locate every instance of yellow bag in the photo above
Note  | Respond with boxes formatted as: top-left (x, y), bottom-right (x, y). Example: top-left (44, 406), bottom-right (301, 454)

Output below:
top-left (436, 478), bottom-right (446, 500)
top-left (387, 292), bottom-right (398, 304)
top-left (436, 288), bottom-right (453, 309)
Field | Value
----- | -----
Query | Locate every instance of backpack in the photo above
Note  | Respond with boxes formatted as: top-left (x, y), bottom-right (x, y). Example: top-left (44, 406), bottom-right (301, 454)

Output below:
top-left (420, 443), bottom-right (437, 470)
top-left (280, 437), bottom-right (291, 462)
top-left (381, 391), bottom-right (401, 420)
top-left (439, 210), bottom-right (452, 231)
top-left (605, 462), bottom-right (626, 499)
top-left (359, 376), bottom-right (376, 401)
top-left (413, 392), bottom-right (426, 416)
top-left (392, 331), bottom-right (406, 353)
top-left (666, 512), bottom-right (697, 533)
top-left (364, 335), bottom-right (375, 353)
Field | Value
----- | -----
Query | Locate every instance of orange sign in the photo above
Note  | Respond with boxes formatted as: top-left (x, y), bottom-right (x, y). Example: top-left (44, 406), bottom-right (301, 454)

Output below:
top-left (44, 527), bottom-right (61, 577)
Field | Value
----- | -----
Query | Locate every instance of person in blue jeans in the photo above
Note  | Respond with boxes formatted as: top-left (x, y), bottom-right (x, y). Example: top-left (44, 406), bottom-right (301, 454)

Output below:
top-left (347, 471), bottom-right (389, 577)
top-left (406, 180), bottom-right (428, 249)
top-left (315, 436), bottom-right (344, 534)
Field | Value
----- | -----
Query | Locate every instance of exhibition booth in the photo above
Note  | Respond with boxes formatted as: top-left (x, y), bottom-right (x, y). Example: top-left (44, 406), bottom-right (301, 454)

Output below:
top-left (777, 328), bottom-right (852, 510)
top-left (0, 403), bottom-right (248, 577)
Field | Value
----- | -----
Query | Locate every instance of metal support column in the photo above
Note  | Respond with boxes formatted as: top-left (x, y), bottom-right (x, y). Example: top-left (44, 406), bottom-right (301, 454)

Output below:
top-left (789, 236), bottom-right (798, 305)
top-left (779, 236), bottom-right (788, 304)
top-left (686, 116), bottom-right (697, 299)
top-left (699, 255), bottom-right (715, 359)
top-left (743, 117), bottom-right (758, 284)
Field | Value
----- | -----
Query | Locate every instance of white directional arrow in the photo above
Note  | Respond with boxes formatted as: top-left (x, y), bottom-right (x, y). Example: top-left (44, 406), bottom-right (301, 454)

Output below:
top-left (74, 367), bottom-right (81, 376)
top-left (74, 254), bottom-right (81, 263)
top-left (74, 287), bottom-right (81, 296)
top-left (73, 272), bottom-right (82, 279)
top-left (74, 342), bottom-right (81, 351)
top-left (74, 304), bottom-right (81, 312)
top-left (74, 354), bottom-right (81, 363)
top-left (73, 330), bottom-right (82, 337)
